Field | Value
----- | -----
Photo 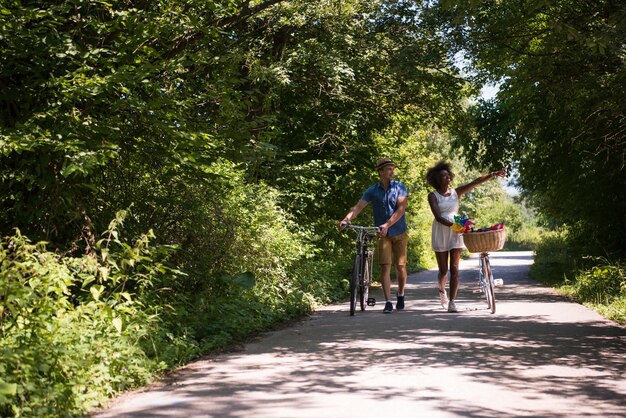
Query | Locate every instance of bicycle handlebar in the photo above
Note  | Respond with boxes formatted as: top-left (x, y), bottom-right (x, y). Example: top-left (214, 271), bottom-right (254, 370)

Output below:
top-left (341, 222), bottom-right (380, 233)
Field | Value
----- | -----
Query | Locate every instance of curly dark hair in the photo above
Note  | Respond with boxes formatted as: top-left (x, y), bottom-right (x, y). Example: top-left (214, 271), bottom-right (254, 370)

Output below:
top-left (426, 161), bottom-right (455, 189)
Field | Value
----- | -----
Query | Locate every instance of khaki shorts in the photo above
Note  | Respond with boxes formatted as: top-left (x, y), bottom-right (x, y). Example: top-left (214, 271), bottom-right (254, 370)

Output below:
top-left (377, 232), bottom-right (408, 266)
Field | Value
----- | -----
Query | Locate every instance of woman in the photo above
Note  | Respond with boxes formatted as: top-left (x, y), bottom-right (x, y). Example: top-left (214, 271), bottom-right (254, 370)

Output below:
top-left (426, 162), bottom-right (505, 313)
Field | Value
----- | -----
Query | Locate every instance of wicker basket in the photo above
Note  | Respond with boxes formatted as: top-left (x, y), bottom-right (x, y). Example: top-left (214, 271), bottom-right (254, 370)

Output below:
top-left (463, 227), bottom-right (506, 253)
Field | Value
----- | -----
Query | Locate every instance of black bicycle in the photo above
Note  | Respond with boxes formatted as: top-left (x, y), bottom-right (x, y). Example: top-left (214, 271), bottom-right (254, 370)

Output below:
top-left (342, 223), bottom-right (379, 316)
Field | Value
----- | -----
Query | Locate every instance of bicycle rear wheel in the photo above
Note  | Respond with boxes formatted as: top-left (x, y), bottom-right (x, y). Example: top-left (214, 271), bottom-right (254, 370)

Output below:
top-left (350, 254), bottom-right (361, 316)
top-left (359, 252), bottom-right (372, 311)
top-left (482, 255), bottom-right (496, 314)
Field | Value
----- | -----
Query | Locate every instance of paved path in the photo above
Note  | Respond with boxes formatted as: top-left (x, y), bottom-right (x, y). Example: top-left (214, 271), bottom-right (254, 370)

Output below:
top-left (92, 251), bottom-right (626, 417)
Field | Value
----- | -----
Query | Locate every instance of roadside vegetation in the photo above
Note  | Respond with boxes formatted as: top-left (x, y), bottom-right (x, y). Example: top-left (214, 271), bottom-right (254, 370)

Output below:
top-left (531, 228), bottom-right (626, 325)
top-left (1, 0), bottom-right (624, 417)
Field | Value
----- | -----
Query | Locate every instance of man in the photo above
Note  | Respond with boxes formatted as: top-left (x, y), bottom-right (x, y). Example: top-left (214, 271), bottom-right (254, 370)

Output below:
top-left (339, 158), bottom-right (409, 313)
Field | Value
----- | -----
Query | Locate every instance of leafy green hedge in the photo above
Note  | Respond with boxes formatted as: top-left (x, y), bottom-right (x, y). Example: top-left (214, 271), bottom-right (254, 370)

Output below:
top-left (0, 203), bottom-right (347, 417)
top-left (0, 227), bottom-right (172, 417)
top-left (530, 227), bottom-right (626, 325)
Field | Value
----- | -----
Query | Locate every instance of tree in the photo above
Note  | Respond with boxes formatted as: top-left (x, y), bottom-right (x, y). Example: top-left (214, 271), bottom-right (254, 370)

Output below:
top-left (225, 0), bottom-right (469, 236)
top-left (0, 0), bottom-right (470, 251)
top-left (439, 0), bottom-right (626, 256)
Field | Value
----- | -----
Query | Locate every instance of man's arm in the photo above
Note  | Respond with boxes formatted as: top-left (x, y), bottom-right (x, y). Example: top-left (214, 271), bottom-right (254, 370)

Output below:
top-left (338, 199), bottom-right (369, 228)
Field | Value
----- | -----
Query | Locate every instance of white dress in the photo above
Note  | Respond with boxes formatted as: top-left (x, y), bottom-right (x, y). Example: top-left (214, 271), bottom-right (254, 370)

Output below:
top-left (431, 189), bottom-right (464, 252)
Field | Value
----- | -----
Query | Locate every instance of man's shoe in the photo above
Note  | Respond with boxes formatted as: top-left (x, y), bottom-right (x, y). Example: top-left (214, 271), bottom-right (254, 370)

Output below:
top-left (396, 294), bottom-right (405, 310)
top-left (439, 289), bottom-right (448, 309)
top-left (383, 301), bottom-right (393, 313)
top-left (447, 300), bottom-right (459, 313)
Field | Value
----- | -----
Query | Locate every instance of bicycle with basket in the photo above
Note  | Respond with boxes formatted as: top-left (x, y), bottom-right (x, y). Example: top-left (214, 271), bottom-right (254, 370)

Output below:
top-left (463, 224), bottom-right (506, 314)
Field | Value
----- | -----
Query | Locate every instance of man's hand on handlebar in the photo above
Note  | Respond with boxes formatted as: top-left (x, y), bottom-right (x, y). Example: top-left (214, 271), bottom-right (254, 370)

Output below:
top-left (337, 220), bottom-right (350, 230)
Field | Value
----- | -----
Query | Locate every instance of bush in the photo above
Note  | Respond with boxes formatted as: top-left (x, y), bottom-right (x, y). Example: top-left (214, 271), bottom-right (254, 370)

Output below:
top-left (571, 260), bottom-right (626, 303)
top-left (505, 225), bottom-right (543, 251)
top-left (0, 224), bottom-right (175, 417)
top-left (559, 260), bottom-right (626, 324)
top-left (530, 227), bottom-right (626, 325)
top-left (530, 227), bottom-right (577, 285)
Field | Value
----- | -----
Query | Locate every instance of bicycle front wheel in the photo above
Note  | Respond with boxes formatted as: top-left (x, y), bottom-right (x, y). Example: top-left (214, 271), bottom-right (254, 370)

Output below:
top-left (350, 254), bottom-right (361, 316)
top-left (359, 252), bottom-right (372, 311)
top-left (482, 256), bottom-right (496, 314)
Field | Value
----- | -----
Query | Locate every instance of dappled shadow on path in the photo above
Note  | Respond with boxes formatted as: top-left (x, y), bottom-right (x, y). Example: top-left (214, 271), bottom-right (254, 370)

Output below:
top-left (93, 252), bottom-right (626, 418)
top-left (94, 312), bottom-right (626, 417)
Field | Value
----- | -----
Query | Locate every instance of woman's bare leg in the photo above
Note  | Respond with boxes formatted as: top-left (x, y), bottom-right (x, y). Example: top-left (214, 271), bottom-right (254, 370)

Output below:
top-left (449, 248), bottom-right (462, 300)
top-left (435, 251), bottom-right (449, 293)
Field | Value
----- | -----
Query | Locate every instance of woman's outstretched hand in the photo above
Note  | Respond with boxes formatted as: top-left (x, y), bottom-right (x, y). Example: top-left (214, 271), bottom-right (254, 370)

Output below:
top-left (491, 169), bottom-right (506, 178)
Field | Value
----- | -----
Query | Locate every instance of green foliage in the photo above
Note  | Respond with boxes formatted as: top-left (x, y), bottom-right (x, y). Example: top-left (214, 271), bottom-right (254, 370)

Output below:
top-left (568, 261), bottom-right (626, 306)
top-left (439, 0), bottom-right (626, 257)
top-left (0, 0), bottom-right (470, 276)
top-left (532, 232), bottom-right (626, 324)
top-left (0, 223), bottom-right (174, 417)
top-left (0, 202), bottom-right (330, 416)
top-left (235, 0), bottom-right (467, 240)
top-left (505, 226), bottom-right (544, 251)
top-left (193, 211), bottom-right (334, 349)
top-left (0, 0), bottom-right (503, 415)
top-left (530, 227), bottom-right (578, 285)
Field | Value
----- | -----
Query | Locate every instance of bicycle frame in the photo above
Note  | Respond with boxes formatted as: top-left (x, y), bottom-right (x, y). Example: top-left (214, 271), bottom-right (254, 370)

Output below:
top-left (343, 224), bottom-right (379, 316)
top-left (478, 252), bottom-right (496, 314)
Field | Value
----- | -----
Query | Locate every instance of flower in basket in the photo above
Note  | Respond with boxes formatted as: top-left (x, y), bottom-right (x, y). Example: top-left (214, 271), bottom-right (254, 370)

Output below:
top-left (451, 212), bottom-right (474, 234)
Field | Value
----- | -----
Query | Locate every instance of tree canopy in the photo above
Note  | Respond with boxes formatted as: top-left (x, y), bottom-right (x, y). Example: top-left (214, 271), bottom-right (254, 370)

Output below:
top-left (0, 0), bottom-right (467, 248)
top-left (439, 0), bottom-right (626, 256)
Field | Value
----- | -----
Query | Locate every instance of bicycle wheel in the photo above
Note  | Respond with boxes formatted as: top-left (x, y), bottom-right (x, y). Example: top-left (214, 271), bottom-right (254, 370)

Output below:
top-left (478, 255), bottom-right (488, 306)
top-left (359, 252), bottom-right (372, 311)
top-left (350, 254), bottom-right (361, 316)
top-left (482, 255), bottom-right (496, 314)
top-left (486, 257), bottom-right (496, 314)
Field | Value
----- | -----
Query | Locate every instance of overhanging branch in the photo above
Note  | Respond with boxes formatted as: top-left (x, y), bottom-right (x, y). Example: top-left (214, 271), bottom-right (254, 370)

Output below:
top-left (164, 0), bottom-right (287, 59)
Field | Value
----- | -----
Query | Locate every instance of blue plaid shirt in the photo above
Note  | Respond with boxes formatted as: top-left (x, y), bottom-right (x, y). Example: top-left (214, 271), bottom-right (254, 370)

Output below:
top-left (361, 180), bottom-right (408, 237)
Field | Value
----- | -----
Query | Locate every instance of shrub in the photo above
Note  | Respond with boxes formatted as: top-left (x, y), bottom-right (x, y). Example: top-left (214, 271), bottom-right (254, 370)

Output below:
top-left (530, 227), bottom-right (577, 285)
top-left (571, 260), bottom-right (626, 304)
top-left (505, 226), bottom-right (543, 251)
top-left (558, 260), bottom-right (626, 325)
top-left (531, 227), bottom-right (626, 325)
top-left (0, 221), bottom-right (176, 417)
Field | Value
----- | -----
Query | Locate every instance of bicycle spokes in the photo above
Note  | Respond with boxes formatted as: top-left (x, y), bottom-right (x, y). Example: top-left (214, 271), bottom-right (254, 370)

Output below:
top-left (478, 253), bottom-right (496, 314)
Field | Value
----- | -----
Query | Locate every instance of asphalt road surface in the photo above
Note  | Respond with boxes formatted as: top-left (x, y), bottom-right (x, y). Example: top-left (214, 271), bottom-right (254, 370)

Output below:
top-left (92, 251), bottom-right (626, 418)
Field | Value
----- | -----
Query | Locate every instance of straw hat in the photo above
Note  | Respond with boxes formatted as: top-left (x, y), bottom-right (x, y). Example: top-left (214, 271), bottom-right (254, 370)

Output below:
top-left (376, 158), bottom-right (395, 171)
